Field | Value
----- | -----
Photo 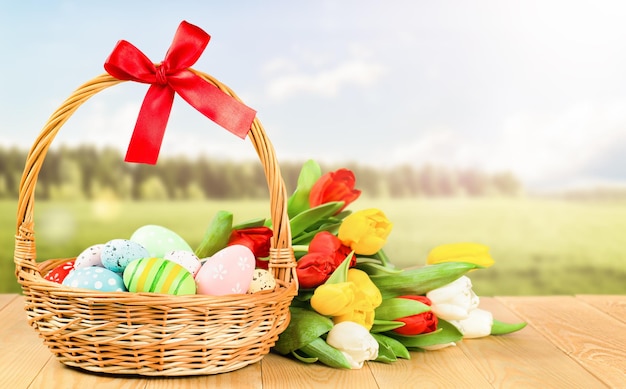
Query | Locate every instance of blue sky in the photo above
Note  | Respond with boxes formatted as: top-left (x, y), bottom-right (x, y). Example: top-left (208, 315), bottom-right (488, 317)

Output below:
top-left (2, 0), bottom-right (626, 191)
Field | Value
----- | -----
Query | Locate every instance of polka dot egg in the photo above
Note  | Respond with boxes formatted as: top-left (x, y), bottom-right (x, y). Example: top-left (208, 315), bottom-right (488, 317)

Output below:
top-left (62, 267), bottom-right (126, 292)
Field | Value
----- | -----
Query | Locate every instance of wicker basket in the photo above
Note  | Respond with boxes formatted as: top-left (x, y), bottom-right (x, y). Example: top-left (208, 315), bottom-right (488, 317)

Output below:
top-left (14, 71), bottom-right (298, 376)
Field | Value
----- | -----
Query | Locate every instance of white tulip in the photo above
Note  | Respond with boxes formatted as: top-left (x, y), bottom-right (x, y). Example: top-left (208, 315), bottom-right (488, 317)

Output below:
top-left (451, 308), bottom-right (493, 338)
top-left (326, 321), bottom-right (379, 369)
top-left (426, 276), bottom-right (479, 321)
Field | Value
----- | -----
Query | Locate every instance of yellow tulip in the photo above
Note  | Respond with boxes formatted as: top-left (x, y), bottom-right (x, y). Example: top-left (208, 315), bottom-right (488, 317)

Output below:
top-left (426, 243), bottom-right (494, 268)
top-left (347, 269), bottom-right (382, 308)
top-left (310, 282), bottom-right (357, 316)
top-left (310, 269), bottom-right (383, 330)
top-left (338, 208), bottom-right (393, 255)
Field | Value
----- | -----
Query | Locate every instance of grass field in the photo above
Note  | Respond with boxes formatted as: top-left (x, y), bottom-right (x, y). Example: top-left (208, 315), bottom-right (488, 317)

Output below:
top-left (2, 197), bottom-right (625, 296)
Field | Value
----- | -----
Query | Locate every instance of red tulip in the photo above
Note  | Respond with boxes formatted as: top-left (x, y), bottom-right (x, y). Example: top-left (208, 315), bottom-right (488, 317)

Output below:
top-left (296, 231), bottom-right (354, 288)
top-left (392, 295), bottom-right (439, 336)
top-left (309, 168), bottom-right (361, 213)
top-left (228, 226), bottom-right (273, 269)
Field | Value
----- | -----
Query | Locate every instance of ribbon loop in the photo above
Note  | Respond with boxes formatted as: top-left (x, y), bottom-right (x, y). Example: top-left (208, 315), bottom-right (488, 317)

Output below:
top-left (104, 20), bottom-right (256, 164)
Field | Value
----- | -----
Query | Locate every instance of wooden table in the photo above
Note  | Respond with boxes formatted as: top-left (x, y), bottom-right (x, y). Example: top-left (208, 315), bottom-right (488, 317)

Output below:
top-left (1, 294), bottom-right (624, 388)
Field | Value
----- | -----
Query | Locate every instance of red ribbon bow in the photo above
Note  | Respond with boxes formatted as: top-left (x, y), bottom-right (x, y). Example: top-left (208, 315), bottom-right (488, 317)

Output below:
top-left (104, 21), bottom-right (256, 164)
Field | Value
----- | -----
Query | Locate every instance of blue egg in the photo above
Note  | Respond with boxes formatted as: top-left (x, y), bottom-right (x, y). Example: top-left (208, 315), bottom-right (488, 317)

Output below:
top-left (62, 267), bottom-right (126, 292)
top-left (101, 239), bottom-right (150, 273)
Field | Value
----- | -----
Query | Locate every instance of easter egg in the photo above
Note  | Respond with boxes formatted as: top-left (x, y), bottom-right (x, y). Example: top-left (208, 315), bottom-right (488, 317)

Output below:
top-left (248, 269), bottom-right (276, 293)
top-left (164, 250), bottom-right (202, 276)
top-left (101, 239), bottom-right (150, 273)
top-left (123, 257), bottom-right (196, 295)
top-left (44, 260), bottom-right (75, 284)
top-left (130, 225), bottom-right (193, 258)
top-left (195, 245), bottom-right (255, 296)
top-left (75, 243), bottom-right (105, 269)
top-left (62, 267), bottom-right (126, 292)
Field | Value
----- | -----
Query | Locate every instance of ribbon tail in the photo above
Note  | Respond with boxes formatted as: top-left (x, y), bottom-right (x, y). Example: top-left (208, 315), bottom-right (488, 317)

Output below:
top-left (171, 72), bottom-right (256, 139)
top-left (125, 85), bottom-right (176, 164)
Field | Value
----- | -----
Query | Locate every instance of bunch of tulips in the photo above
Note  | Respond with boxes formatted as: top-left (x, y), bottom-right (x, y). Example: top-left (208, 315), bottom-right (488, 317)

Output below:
top-left (203, 160), bottom-right (526, 369)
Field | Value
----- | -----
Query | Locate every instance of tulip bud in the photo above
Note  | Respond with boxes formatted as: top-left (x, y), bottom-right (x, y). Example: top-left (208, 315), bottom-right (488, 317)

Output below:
top-left (310, 282), bottom-right (357, 316)
top-left (338, 208), bottom-right (392, 255)
top-left (426, 243), bottom-right (494, 268)
top-left (426, 276), bottom-right (479, 321)
top-left (452, 308), bottom-right (493, 338)
top-left (326, 321), bottom-right (379, 369)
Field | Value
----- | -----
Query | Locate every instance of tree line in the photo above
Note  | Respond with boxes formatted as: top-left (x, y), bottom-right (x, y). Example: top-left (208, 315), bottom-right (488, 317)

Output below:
top-left (0, 145), bottom-right (523, 200)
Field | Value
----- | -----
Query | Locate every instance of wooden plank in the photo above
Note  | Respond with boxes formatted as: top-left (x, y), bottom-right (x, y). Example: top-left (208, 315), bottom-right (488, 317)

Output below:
top-left (576, 295), bottom-right (626, 323)
top-left (261, 352), bottom-right (379, 389)
top-left (368, 346), bottom-right (491, 389)
top-left (460, 297), bottom-right (608, 388)
top-left (0, 293), bottom-right (17, 309)
top-left (146, 363), bottom-right (262, 389)
top-left (498, 296), bottom-right (626, 389)
top-left (0, 296), bottom-right (53, 389)
top-left (29, 360), bottom-right (146, 389)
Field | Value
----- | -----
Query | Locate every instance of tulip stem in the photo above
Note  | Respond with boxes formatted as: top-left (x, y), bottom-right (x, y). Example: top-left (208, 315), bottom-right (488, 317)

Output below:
top-left (293, 245), bottom-right (310, 253)
top-left (376, 249), bottom-right (394, 268)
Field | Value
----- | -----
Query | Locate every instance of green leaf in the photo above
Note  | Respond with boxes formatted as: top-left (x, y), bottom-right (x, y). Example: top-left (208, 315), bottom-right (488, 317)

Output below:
top-left (232, 217), bottom-right (266, 230)
top-left (491, 319), bottom-right (527, 335)
top-left (291, 349), bottom-right (318, 364)
top-left (291, 221), bottom-right (343, 245)
top-left (375, 298), bottom-right (431, 321)
top-left (273, 307), bottom-right (334, 355)
top-left (287, 160), bottom-right (322, 218)
top-left (372, 340), bottom-right (397, 363)
top-left (325, 252), bottom-right (354, 285)
top-left (290, 201), bottom-right (345, 237)
top-left (194, 210), bottom-right (233, 258)
top-left (388, 319), bottom-right (462, 348)
top-left (356, 262), bottom-right (404, 276)
top-left (370, 262), bottom-right (479, 299)
top-left (299, 337), bottom-right (352, 369)
top-left (370, 319), bottom-right (406, 333)
top-left (371, 333), bottom-right (411, 360)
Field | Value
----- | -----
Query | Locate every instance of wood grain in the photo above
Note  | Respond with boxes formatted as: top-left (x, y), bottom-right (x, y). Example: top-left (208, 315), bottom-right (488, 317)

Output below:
top-left (0, 293), bottom-right (16, 309)
top-left (0, 297), bottom-right (53, 389)
top-left (462, 297), bottom-right (608, 388)
top-left (368, 346), bottom-right (492, 389)
top-left (261, 352), bottom-right (378, 389)
top-left (498, 296), bottom-right (626, 389)
top-left (146, 363), bottom-right (262, 389)
top-left (576, 294), bottom-right (626, 323)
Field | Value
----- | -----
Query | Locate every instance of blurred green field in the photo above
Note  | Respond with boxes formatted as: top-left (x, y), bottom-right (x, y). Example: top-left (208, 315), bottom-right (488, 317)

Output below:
top-left (2, 198), bottom-right (625, 296)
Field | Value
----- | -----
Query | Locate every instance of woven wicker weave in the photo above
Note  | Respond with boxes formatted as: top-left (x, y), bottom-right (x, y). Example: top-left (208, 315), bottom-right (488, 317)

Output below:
top-left (14, 71), bottom-right (298, 376)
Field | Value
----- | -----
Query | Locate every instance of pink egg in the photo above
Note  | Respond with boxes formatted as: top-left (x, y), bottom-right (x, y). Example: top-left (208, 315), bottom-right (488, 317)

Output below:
top-left (195, 245), bottom-right (255, 296)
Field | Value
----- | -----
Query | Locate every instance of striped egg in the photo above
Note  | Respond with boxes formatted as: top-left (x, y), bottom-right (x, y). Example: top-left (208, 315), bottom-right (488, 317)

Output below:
top-left (123, 257), bottom-right (196, 295)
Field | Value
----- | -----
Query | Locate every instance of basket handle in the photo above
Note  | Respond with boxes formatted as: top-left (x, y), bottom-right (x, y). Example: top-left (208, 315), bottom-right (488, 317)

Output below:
top-left (14, 71), bottom-right (297, 286)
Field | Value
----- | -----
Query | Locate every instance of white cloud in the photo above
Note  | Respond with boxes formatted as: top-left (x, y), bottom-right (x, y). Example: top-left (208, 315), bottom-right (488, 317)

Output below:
top-left (265, 58), bottom-right (386, 101)
top-left (388, 100), bottom-right (626, 188)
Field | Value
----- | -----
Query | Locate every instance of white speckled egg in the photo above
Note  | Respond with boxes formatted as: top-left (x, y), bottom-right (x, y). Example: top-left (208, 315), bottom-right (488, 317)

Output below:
top-left (101, 239), bottom-right (150, 273)
top-left (75, 243), bottom-right (105, 269)
top-left (130, 225), bottom-right (193, 258)
top-left (248, 269), bottom-right (276, 293)
top-left (62, 267), bottom-right (126, 292)
top-left (164, 250), bottom-right (202, 276)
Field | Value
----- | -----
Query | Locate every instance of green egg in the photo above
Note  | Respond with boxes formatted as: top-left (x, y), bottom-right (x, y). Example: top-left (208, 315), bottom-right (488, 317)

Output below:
top-left (123, 257), bottom-right (196, 295)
